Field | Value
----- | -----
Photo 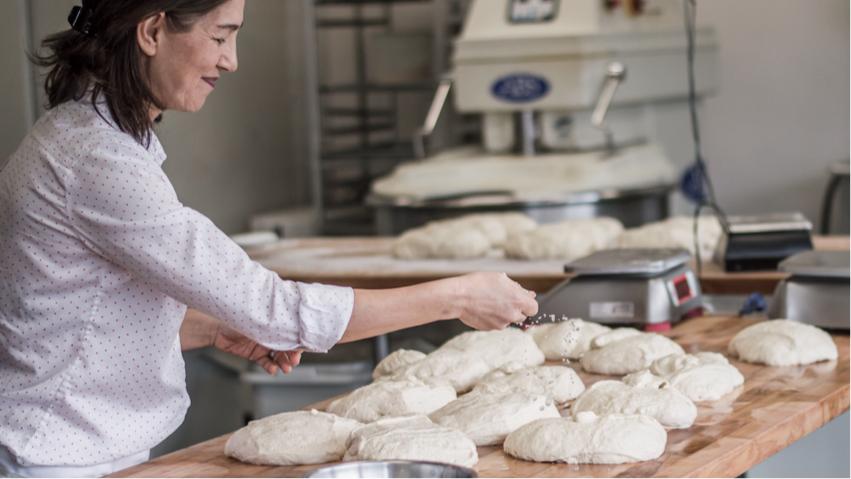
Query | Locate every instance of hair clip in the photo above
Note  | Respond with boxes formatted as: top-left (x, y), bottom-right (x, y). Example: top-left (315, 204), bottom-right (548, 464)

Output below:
top-left (68, 5), bottom-right (94, 35)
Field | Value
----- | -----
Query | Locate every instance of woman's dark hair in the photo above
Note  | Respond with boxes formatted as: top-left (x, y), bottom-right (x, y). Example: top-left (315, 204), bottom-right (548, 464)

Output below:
top-left (32, 0), bottom-right (230, 147)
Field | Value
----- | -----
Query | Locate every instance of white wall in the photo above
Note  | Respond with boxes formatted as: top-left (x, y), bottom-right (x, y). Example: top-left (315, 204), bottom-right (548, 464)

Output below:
top-left (697, 0), bottom-right (849, 227)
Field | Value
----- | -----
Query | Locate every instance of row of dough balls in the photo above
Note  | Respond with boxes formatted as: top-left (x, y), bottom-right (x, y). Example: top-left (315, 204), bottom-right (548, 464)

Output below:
top-left (392, 213), bottom-right (724, 261)
top-left (505, 318), bottom-right (838, 464)
top-left (224, 319), bottom-right (837, 468)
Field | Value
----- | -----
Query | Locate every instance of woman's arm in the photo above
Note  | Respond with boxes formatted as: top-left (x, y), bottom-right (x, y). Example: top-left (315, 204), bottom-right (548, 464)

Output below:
top-left (340, 272), bottom-right (538, 343)
top-left (180, 308), bottom-right (218, 351)
top-left (180, 308), bottom-right (302, 374)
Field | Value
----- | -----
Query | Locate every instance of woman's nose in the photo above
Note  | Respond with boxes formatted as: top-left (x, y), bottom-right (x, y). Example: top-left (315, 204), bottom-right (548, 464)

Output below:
top-left (219, 43), bottom-right (238, 72)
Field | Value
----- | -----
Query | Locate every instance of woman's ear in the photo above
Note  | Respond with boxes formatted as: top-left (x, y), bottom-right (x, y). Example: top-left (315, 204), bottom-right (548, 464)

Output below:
top-left (137, 12), bottom-right (166, 57)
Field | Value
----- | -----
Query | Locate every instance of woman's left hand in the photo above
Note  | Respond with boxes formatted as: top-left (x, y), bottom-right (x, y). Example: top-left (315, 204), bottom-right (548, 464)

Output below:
top-left (212, 324), bottom-right (302, 375)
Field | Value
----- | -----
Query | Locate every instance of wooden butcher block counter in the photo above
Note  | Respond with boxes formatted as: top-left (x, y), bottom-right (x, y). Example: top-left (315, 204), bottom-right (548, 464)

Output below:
top-left (111, 316), bottom-right (849, 478)
top-left (247, 235), bottom-right (849, 294)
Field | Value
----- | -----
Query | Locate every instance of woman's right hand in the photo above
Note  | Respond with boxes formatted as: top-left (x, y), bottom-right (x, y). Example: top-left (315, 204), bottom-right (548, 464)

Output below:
top-left (452, 272), bottom-right (539, 330)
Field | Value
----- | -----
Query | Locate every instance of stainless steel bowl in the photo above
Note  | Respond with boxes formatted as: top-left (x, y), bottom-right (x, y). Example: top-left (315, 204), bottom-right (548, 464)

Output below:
top-left (304, 460), bottom-right (478, 478)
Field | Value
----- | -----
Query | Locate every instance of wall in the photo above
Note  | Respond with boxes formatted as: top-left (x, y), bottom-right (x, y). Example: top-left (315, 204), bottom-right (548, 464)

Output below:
top-left (696, 0), bottom-right (849, 229)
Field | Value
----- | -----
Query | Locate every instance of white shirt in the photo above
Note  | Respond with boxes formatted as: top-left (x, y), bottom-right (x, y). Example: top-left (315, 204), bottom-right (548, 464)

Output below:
top-left (0, 99), bottom-right (354, 468)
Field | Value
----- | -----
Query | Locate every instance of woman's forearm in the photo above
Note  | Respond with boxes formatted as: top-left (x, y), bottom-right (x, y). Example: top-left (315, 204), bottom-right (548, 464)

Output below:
top-left (179, 308), bottom-right (219, 351)
top-left (339, 277), bottom-right (465, 343)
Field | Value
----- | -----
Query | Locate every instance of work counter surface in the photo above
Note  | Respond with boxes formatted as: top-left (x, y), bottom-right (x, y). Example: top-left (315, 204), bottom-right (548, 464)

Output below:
top-left (247, 235), bottom-right (849, 294)
top-left (112, 316), bottom-right (850, 478)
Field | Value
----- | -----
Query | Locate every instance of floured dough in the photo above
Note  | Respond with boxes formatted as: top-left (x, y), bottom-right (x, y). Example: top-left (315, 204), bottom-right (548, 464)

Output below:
top-left (624, 352), bottom-right (744, 401)
top-left (393, 213), bottom-right (537, 259)
top-left (430, 391), bottom-right (560, 446)
top-left (224, 410), bottom-right (361, 465)
top-left (526, 319), bottom-right (611, 360)
top-left (344, 415), bottom-right (478, 468)
top-left (372, 349), bottom-right (427, 380)
top-left (616, 215), bottom-right (723, 259)
top-left (581, 333), bottom-right (684, 375)
top-left (591, 327), bottom-right (642, 348)
top-left (391, 328), bottom-right (545, 392)
top-left (504, 412), bottom-right (667, 464)
top-left (504, 217), bottom-right (624, 260)
top-left (571, 379), bottom-right (696, 429)
top-left (473, 365), bottom-right (585, 404)
top-left (728, 319), bottom-right (838, 366)
top-left (326, 377), bottom-right (456, 422)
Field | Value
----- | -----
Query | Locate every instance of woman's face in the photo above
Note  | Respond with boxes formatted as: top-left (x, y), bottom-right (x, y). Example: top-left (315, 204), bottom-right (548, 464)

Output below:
top-left (143, 0), bottom-right (244, 116)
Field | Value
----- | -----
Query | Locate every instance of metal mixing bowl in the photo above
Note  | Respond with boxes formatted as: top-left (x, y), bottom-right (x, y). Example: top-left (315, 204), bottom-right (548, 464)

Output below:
top-left (304, 460), bottom-right (478, 478)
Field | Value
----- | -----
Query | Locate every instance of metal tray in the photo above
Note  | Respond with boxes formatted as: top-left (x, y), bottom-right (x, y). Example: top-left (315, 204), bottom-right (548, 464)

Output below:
top-left (564, 248), bottom-right (691, 276)
top-left (779, 250), bottom-right (849, 279)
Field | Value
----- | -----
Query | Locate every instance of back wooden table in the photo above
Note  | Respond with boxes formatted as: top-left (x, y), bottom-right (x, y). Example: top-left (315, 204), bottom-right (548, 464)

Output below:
top-left (111, 316), bottom-right (849, 478)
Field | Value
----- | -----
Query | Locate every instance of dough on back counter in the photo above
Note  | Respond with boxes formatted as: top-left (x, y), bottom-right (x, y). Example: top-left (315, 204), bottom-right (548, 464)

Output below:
top-left (615, 215), bottom-right (723, 259)
top-left (224, 410), bottom-right (361, 466)
top-left (623, 352), bottom-right (744, 402)
top-left (392, 212), bottom-right (537, 259)
top-left (728, 319), bottom-right (838, 366)
top-left (503, 412), bottom-right (667, 464)
top-left (525, 319), bottom-right (611, 360)
top-left (571, 379), bottom-right (697, 429)
top-left (430, 390), bottom-right (560, 446)
top-left (344, 415), bottom-right (478, 468)
top-left (503, 217), bottom-right (624, 260)
top-left (326, 376), bottom-right (456, 423)
top-left (580, 332), bottom-right (684, 375)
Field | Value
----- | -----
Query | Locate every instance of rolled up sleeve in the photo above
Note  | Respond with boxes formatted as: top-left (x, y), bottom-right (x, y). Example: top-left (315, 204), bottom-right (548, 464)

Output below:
top-left (64, 134), bottom-right (352, 352)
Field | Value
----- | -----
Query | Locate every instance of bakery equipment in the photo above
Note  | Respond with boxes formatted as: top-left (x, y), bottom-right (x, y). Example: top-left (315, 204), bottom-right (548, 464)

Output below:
top-left (715, 212), bottom-right (814, 272)
top-left (528, 248), bottom-right (704, 330)
top-left (306, 461), bottom-right (477, 478)
top-left (768, 250), bottom-right (849, 330)
top-left (368, 0), bottom-right (719, 233)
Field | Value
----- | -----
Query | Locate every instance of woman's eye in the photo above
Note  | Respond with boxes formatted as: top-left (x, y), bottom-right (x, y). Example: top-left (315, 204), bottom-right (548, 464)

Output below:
top-left (213, 37), bottom-right (225, 45)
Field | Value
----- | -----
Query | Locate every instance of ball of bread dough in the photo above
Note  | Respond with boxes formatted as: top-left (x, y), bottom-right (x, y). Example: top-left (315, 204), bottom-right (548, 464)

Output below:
top-left (526, 319), bottom-right (611, 360)
top-left (344, 415), bottom-right (478, 468)
top-left (572, 379), bottom-right (696, 429)
top-left (224, 410), bottom-right (361, 465)
top-left (473, 365), bottom-right (585, 404)
top-left (326, 377), bottom-right (456, 422)
top-left (504, 412), bottom-right (667, 464)
top-left (372, 349), bottom-right (426, 380)
top-left (728, 319), bottom-right (837, 366)
top-left (580, 333), bottom-right (684, 376)
top-left (623, 352), bottom-right (744, 402)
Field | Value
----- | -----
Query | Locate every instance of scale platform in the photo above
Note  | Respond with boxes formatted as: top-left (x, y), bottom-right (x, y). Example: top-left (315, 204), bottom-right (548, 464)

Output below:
top-left (528, 248), bottom-right (704, 331)
top-left (769, 250), bottom-right (849, 330)
top-left (716, 212), bottom-right (813, 272)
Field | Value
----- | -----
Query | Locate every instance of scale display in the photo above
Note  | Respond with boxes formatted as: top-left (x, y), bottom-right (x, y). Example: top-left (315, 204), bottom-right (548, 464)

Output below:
top-left (508, 0), bottom-right (558, 23)
top-left (666, 272), bottom-right (697, 306)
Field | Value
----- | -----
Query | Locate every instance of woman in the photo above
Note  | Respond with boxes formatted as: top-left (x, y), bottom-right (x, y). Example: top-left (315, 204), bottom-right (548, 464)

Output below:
top-left (0, 0), bottom-right (538, 476)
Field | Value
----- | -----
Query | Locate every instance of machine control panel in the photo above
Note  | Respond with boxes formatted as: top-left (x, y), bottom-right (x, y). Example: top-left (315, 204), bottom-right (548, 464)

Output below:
top-left (509, 0), bottom-right (558, 23)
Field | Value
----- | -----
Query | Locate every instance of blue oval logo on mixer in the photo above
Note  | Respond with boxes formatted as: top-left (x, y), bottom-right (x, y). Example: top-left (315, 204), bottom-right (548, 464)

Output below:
top-left (491, 74), bottom-right (550, 103)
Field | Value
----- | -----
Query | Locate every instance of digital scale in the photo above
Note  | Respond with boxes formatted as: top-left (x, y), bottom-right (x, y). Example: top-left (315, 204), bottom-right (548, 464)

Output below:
top-left (528, 249), bottom-right (704, 331)
top-left (715, 212), bottom-right (813, 272)
top-left (768, 250), bottom-right (849, 331)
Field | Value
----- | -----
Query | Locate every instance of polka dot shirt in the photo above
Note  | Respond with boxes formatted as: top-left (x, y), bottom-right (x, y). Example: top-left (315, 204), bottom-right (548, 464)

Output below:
top-left (0, 99), bottom-right (354, 467)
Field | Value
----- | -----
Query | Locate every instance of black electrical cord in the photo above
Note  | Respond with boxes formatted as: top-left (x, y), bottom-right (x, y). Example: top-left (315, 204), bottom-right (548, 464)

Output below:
top-left (684, 0), bottom-right (729, 275)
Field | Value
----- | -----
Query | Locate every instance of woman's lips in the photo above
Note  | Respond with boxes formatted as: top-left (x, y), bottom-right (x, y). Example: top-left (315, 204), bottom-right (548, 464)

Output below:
top-left (203, 77), bottom-right (217, 89)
